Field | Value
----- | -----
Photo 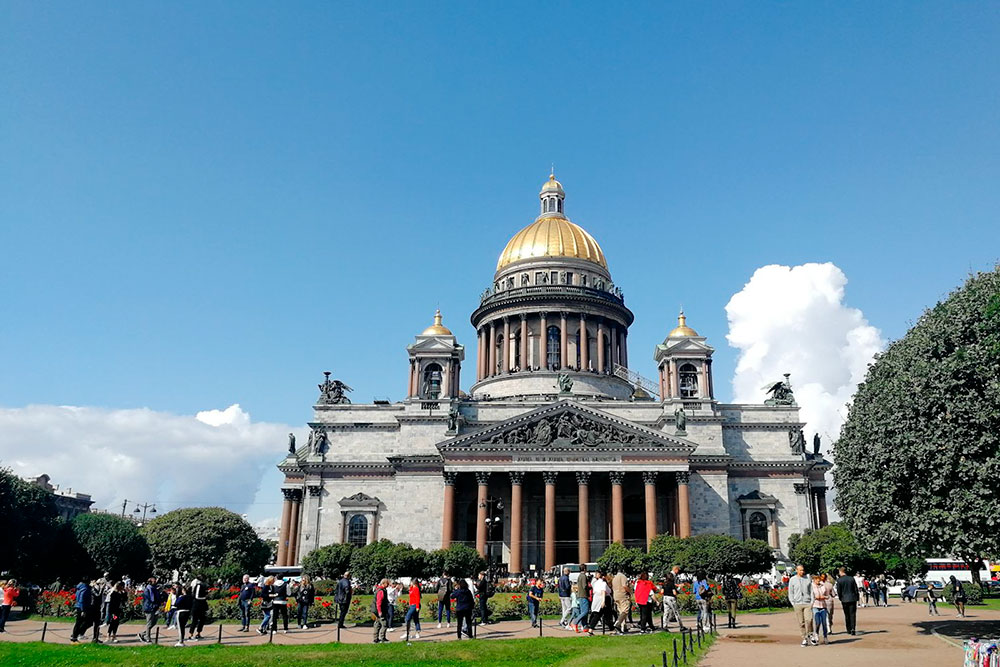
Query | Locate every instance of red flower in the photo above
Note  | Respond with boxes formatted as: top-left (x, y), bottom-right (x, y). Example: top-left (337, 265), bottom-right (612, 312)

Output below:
top-left (322, 602), bottom-right (331, 607)
top-left (315, 596), bottom-right (322, 601)
top-left (230, 594), bottom-right (239, 600)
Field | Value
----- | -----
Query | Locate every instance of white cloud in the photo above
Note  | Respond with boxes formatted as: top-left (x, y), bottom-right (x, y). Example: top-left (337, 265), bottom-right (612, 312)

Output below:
top-left (0, 404), bottom-right (300, 523)
top-left (725, 263), bottom-right (884, 450)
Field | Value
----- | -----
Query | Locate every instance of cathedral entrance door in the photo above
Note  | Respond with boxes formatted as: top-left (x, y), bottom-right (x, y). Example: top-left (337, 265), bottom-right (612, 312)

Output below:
top-left (555, 508), bottom-right (579, 565)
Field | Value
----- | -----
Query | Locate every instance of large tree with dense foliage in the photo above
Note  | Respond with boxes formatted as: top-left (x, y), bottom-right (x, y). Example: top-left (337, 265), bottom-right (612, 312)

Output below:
top-left (66, 513), bottom-right (151, 581)
top-left (349, 539), bottom-right (432, 588)
top-left (301, 543), bottom-right (355, 580)
top-left (143, 507), bottom-right (269, 582)
top-left (597, 543), bottom-right (647, 575)
top-left (834, 267), bottom-right (1000, 586)
top-left (426, 544), bottom-right (487, 579)
top-left (0, 469), bottom-right (60, 581)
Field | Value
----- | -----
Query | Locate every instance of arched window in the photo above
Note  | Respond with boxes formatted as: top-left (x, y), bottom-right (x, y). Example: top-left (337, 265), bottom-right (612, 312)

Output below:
top-left (547, 326), bottom-right (561, 370)
top-left (748, 512), bottom-right (768, 542)
top-left (679, 363), bottom-right (699, 398)
top-left (557, 199), bottom-right (563, 213)
top-left (422, 363), bottom-right (442, 399)
top-left (347, 515), bottom-right (368, 547)
top-left (495, 334), bottom-right (505, 373)
top-left (514, 329), bottom-right (521, 370)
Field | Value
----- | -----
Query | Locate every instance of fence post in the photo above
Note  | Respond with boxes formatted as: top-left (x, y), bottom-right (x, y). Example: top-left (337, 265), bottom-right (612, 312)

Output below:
top-left (336, 623), bottom-right (341, 643)
top-left (673, 637), bottom-right (678, 666)
top-left (539, 617), bottom-right (543, 637)
top-left (41, 621), bottom-right (47, 643)
top-left (218, 623), bottom-right (222, 643)
top-left (662, 650), bottom-right (667, 667)
top-left (697, 625), bottom-right (702, 648)
top-left (154, 627), bottom-right (159, 645)
top-left (268, 626), bottom-right (274, 644)
top-left (682, 633), bottom-right (688, 664)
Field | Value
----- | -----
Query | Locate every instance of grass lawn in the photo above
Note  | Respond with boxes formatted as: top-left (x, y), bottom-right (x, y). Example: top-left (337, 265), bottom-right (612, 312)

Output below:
top-left (0, 631), bottom-right (713, 666)
top-left (938, 598), bottom-right (1000, 611)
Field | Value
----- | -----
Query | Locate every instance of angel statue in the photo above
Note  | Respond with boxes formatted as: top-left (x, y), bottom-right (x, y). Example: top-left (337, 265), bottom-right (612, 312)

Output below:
top-left (763, 373), bottom-right (796, 406)
top-left (318, 371), bottom-right (353, 405)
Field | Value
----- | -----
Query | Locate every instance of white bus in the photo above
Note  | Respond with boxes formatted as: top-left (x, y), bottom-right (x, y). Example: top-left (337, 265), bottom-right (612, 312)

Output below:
top-left (922, 558), bottom-right (992, 584)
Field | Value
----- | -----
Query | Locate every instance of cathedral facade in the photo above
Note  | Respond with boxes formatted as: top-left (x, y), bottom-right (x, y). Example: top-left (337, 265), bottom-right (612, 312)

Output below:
top-left (275, 175), bottom-right (830, 572)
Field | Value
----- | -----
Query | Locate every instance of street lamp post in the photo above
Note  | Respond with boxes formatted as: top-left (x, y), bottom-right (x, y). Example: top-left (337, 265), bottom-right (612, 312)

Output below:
top-left (132, 502), bottom-right (157, 525)
top-left (480, 496), bottom-right (504, 583)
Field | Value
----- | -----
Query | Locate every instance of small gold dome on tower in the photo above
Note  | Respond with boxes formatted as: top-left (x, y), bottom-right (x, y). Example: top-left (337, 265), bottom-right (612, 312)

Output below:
top-left (421, 309), bottom-right (453, 336)
top-left (668, 310), bottom-right (699, 338)
top-left (541, 173), bottom-right (564, 192)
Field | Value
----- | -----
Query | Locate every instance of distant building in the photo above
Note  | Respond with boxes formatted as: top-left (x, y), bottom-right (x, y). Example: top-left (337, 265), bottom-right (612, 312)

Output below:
top-left (25, 474), bottom-right (94, 521)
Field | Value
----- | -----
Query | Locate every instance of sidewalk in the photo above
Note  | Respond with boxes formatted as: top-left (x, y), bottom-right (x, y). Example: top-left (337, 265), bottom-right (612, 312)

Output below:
top-left (700, 602), bottom-right (1000, 667)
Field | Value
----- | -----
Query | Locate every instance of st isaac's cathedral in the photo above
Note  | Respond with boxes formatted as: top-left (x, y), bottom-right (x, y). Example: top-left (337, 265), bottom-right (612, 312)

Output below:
top-left (275, 175), bottom-right (831, 573)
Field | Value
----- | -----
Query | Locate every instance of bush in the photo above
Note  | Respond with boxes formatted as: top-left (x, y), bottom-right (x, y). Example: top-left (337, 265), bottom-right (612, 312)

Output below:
top-left (302, 544), bottom-right (355, 580)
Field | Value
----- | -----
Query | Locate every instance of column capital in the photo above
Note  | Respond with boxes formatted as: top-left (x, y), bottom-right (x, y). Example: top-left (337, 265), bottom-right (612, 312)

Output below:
top-left (443, 471), bottom-right (459, 486)
top-left (306, 486), bottom-right (322, 498)
top-left (793, 482), bottom-right (809, 495)
top-left (520, 313), bottom-right (527, 321)
top-left (579, 312), bottom-right (588, 321)
top-left (609, 471), bottom-right (625, 485)
top-left (475, 471), bottom-right (491, 486)
top-left (575, 471), bottom-right (591, 485)
top-left (509, 471), bottom-right (525, 485)
top-left (675, 471), bottom-right (690, 485)
top-left (642, 471), bottom-right (658, 485)
top-left (542, 471), bottom-right (559, 485)
top-left (812, 485), bottom-right (828, 494)
top-left (539, 310), bottom-right (548, 318)
top-left (282, 487), bottom-right (300, 501)
top-left (560, 311), bottom-right (570, 319)
top-left (503, 315), bottom-right (510, 323)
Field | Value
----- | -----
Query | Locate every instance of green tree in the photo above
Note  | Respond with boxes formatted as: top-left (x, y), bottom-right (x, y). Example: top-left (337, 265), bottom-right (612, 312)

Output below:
top-left (426, 544), bottom-right (487, 579)
top-left (873, 553), bottom-right (928, 580)
top-left (349, 540), bottom-right (431, 588)
top-left (301, 543), bottom-right (355, 580)
top-left (834, 267), bottom-right (1000, 588)
top-left (597, 543), bottom-right (647, 575)
top-left (143, 507), bottom-right (269, 582)
top-left (677, 534), bottom-right (774, 577)
top-left (68, 513), bottom-right (151, 580)
top-left (788, 524), bottom-right (875, 575)
top-left (0, 469), bottom-right (59, 581)
top-left (646, 535), bottom-right (687, 577)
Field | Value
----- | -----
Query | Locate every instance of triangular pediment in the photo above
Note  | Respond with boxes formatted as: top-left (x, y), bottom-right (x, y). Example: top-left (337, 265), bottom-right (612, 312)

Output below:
top-left (437, 401), bottom-right (695, 453)
top-left (408, 338), bottom-right (458, 352)
top-left (657, 338), bottom-right (714, 355)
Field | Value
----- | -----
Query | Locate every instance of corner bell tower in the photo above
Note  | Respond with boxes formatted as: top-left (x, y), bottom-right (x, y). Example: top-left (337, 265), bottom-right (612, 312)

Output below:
top-left (406, 310), bottom-right (464, 401)
top-left (654, 310), bottom-right (715, 401)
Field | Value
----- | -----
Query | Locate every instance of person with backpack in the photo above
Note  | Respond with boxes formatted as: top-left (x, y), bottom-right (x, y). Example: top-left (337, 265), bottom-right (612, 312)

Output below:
top-left (270, 575), bottom-right (290, 633)
top-left (137, 576), bottom-right (160, 644)
top-left (334, 571), bottom-right (352, 628)
top-left (435, 572), bottom-right (453, 629)
top-left (296, 575), bottom-right (315, 629)
top-left (693, 571), bottom-right (712, 631)
top-left (188, 575), bottom-right (208, 640)
top-left (237, 574), bottom-right (256, 632)
top-left (372, 579), bottom-right (390, 643)
top-left (722, 574), bottom-right (742, 629)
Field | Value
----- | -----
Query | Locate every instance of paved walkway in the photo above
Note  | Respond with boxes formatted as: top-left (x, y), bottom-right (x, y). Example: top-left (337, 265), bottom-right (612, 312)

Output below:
top-left (701, 603), bottom-right (1000, 667)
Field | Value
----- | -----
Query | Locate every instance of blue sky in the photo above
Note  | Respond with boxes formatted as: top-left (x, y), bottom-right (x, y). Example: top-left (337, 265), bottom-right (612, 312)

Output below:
top-left (2, 2), bottom-right (998, 517)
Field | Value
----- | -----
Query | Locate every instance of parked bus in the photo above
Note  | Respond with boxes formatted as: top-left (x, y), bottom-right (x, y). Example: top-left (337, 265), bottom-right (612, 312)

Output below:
top-left (922, 558), bottom-right (993, 584)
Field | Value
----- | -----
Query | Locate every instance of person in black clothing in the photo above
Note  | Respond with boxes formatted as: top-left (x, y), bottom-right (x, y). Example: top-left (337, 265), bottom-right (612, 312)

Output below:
top-left (451, 579), bottom-right (475, 639)
top-left (71, 580), bottom-right (101, 643)
top-left (172, 586), bottom-right (193, 646)
top-left (949, 576), bottom-right (967, 617)
top-left (106, 582), bottom-right (126, 643)
top-left (189, 577), bottom-right (208, 640)
top-left (271, 576), bottom-right (290, 632)
top-left (237, 575), bottom-right (255, 632)
top-left (835, 567), bottom-right (860, 635)
top-left (475, 572), bottom-right (491, 624)
top-left (296, 575), bottom-right (316, 629)
top-left (722, 575), bottom-right (741, 629)
top-left (334, 571), bottom-right (352, 628)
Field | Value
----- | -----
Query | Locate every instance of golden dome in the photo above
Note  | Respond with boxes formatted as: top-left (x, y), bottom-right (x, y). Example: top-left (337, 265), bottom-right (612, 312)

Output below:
top-left (541, 174), bottom-right (564, 192)
top-left (669, 310), bottom-right (699, 337)
top-left (421, 309), bottom-right (453, 336)
top-left (496, 216), bottom-right (607, 271)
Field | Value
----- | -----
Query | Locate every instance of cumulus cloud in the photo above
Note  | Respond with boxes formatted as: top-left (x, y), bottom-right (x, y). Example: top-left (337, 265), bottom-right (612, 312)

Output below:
top-left (0, 404), bottom-right (301, 522)
top-left (725, 263), bottom-right (884, 450)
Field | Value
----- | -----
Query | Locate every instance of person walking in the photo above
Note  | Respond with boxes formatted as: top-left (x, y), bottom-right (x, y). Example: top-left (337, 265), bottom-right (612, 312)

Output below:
top-left (611, 568), bottom-right (631, 634)
top-left (404, 578), bottom-right (422, 639)
top-left (789, 565), bottom-right (816, 647)
top-left (858, 573), bottom-right (869, 607)
top-left (586, 571), bottom-right (608, 636)
top-left (372, 579), bottom-right (390, 644)
top-left (0, 579), bottom-right (19, 633)
top-left (296, 575), bottom-right (315, 629)
top-left (138, 576), bottom-right (160, 644)
top-left (105, 582), bottom-right (126, 643)
top-left (878, 574), bottom-right (889, 607)
top-left (189, 575), bottom-right (208, 640)
top-left (451, 579), bottom-right (474, 639)
top-left (634, 571), bottom-right (655, 633)
top-left (571, 568), bottom-right (591, 633)
top-left (335, 571), bottom-right (352, 628)
top-left (811, 575), bottom-right (830, 645)
top-left (835, 567), bottom-right (859, 636)
top-left (527, 578), bottom-right (544, 628)
top-left (948, 576), bottom-right (967, 617)
top-left (71, 579), bottom-right (101, 643)
top-left (270, 575), bottom-right (290, 633)
top-left (693, 571), bottom-right (712, 632)
top-left (660, 571), bottom-right (685, 631)
top-left (237, 574), bottom-right (255, 632)
top-left (172, 585), bottom-right (192, 646)
top-left (820, 573), bottom-right (836, 634)
top-left (435, 572), bottom-right (453, 629)
top-left (558, 567), bottom-right (573, 628)
top-left (868, 577), bottom-right (881, 608)
top-left (722, 574), bottom-right (741, 629)
top-left (257, 576), bottom-right (274, 635)
top-left (926, 583), bottom-right (941, 616)
top-left (163, 585), bottom-right (176, 630)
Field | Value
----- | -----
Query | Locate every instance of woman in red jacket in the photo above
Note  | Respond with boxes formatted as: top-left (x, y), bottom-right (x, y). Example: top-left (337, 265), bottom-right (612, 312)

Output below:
top-left (634, 572), bottom-right (655, 633)
top-left (0, 579), bottom-right (19, 632)
top-left (404, 579), bottom-right (422, 639)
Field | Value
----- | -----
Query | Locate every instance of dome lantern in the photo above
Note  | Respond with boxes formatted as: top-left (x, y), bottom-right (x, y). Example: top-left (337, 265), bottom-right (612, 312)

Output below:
top-left (539, 170), bottom-right (565, 217)
top-left (421, 309), bottom-right (453, 336)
